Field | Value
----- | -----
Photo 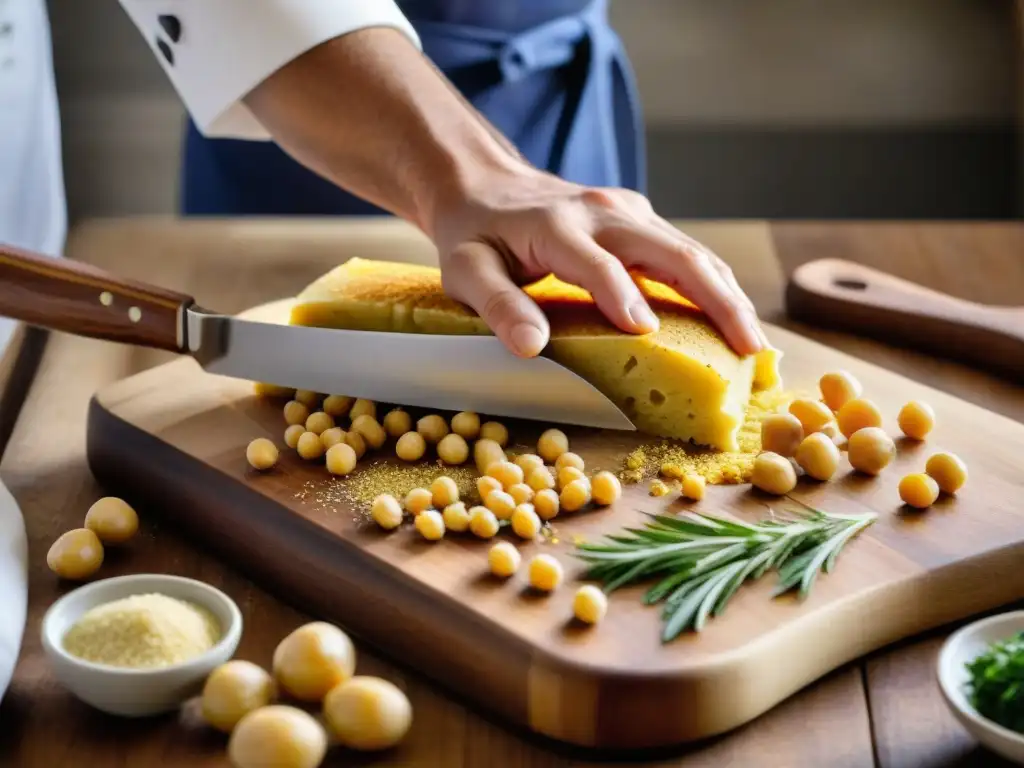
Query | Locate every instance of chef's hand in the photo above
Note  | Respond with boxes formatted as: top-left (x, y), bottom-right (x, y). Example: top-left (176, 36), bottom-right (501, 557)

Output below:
top-left (430, 167), bottom-right (766, 358)
top-left (244, 28), bottom-right (766, 358)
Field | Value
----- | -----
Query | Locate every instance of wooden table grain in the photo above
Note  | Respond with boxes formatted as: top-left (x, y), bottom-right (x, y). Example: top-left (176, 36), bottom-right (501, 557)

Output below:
top-left (0, 218), bottom-right (1020, 768)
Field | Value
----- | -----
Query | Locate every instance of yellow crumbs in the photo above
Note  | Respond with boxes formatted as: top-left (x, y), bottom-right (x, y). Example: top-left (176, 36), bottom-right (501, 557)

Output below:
top-left (620, 388), bottom-right (799, 486)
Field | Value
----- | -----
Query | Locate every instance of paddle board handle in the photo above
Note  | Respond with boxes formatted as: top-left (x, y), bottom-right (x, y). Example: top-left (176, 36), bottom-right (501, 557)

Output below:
top-left (785, 258), bottom-right (1024, 380)
top-left (0, 243), bottom-right (193, 352)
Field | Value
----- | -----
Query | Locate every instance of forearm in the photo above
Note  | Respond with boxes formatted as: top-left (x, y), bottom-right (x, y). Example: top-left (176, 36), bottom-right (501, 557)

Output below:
top-left (243, 28), bottom-right (527, 237)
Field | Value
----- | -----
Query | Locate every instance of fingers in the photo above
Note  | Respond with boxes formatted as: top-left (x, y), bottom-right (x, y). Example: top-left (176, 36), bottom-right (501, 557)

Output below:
top-left (610, 224), bottom-right (764, 356)
top-left (543, 223), bottom-right (659, 335)
top-left (442, 241), bottom-right (550, 358)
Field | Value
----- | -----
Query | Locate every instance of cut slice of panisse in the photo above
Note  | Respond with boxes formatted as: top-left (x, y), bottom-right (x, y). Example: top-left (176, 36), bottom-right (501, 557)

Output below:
top-left (289, 258), bottom-right (781, 452)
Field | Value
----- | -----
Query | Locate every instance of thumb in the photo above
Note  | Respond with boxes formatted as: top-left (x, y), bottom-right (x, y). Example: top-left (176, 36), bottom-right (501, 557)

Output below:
top-left (442, 241), bottom-right (550, 358)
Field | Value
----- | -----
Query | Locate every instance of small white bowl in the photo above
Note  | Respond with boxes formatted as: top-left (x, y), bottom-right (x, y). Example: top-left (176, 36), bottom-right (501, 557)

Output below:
top-left (41, 573), bottom-right (242, 717)
top-left (937, 611), bottom-right (1024, 765)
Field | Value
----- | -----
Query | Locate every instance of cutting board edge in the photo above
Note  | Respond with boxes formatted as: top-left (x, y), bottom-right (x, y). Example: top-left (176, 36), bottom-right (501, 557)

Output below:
top-left (83, 391), bottom-right (1024, 750)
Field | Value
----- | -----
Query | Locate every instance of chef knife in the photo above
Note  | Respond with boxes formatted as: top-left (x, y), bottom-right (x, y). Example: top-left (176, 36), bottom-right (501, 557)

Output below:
top-left (0, 243), bottom-right (635, 430)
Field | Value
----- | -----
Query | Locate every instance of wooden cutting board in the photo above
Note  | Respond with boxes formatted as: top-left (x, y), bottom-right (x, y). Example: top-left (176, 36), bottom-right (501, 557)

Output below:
top-left (84, 299), bottom-right (1024, 753)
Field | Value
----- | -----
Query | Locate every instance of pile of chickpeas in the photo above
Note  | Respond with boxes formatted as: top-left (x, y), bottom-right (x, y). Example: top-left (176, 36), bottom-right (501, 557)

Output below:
top-left (199, 620), bottom-right (413, 768)
top-left (249, 387), bottom-right (620, 627)
top-left (753, 370), bottom-right (967, 509)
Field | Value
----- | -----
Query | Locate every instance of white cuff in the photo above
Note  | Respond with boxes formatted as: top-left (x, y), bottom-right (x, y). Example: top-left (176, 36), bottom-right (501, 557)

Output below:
top-left (118, 0), bottom-right (422, 141)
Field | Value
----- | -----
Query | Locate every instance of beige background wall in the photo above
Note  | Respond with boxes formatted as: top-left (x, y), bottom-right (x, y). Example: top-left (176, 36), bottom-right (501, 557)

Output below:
top-left (47, 0), bottom-right (1020, 220)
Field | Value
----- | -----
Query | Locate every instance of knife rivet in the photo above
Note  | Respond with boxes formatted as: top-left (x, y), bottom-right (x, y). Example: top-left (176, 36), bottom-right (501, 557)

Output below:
top-left (128, 307), bottom-right (142, 323)
top-left (99, 291), bottom-right (113, 306)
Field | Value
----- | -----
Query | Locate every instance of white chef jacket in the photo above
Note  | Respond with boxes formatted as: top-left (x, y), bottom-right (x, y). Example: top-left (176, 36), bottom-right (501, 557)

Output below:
top-left (117, 0), bottom-right (422, 140)
top-left (0, 0), bottom-right (61, 705)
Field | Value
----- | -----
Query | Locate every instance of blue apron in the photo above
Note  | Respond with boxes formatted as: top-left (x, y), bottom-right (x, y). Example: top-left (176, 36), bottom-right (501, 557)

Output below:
top-left (179, 0), bottom-right (645, 216)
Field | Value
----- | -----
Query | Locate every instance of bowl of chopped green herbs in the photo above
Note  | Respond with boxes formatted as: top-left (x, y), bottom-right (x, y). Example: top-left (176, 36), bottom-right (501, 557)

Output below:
top-left (938, 611), bottom-right (1024, 764)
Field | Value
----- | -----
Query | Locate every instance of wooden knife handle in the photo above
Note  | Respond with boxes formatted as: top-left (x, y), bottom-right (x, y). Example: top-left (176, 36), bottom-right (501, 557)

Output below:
top-left (785, 258), bottom-right (1024, 379)
top-left (0, 243), bottom-right (194, 352)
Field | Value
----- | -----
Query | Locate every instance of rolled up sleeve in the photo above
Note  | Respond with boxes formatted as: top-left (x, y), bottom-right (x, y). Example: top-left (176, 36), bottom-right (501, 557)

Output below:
top-left (118, 1), bottom-right (421, 140)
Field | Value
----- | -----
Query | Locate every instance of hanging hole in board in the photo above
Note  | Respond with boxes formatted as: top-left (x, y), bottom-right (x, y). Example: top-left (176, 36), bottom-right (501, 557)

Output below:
top-left (834, 278), bottom-right (868, 291)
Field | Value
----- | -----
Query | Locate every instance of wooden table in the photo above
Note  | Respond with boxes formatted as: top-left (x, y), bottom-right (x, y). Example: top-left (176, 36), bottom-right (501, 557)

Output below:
top-left (0, 218), bottom-right (1021, 768)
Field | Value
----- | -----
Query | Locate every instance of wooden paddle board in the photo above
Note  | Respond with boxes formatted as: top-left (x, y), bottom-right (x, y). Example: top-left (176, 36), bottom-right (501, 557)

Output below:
top-left (84, 299), bottom-right (1024, 752)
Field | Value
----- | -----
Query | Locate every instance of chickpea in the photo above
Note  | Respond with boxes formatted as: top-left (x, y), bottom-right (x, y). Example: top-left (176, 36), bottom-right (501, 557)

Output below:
top-left (788, 398), bottom-right (834, 435)
top-left (469, 506), bottom-right (499, 539)
top-left (557, 466), bottom-right (586, 491)
top-left (513, 453), bottom-right (545, 476)
top-left (416, 414), bottom-right (449, 444)
top-left (283, 400), bottom-right (310, 427)
top-left (528, 554), bottom-right (564, 592)
top-left (751, 452), bottom-right (797, 495)
top-left (382, 409), bottom-right (412, 439)
top-left (487, 460), bottom-right (524, 489)
top-left (323, 676), bottom-right (413, 752)
top-left (760, 413), bottom-right (804, 457)
top-left (898, 400), bottom-right (935, 441)
top-left (404, 488), bottom-right (434, 515)
top-left (304, 411), bottom-right (335, 436)
top-left (526, 466), bottom-right (556, 492)
top-left (508, 483), bottom-right (534, 506)
top-left (415, 509), bottom-right (446, 541)
top-left (925, 451), bottom-right (968, 494)
top-left (320, 427), bottom-right (347, 450)
top-left (294, 389), bottom-right (321, 408)
top-left (246, 437), bottom-right (279, 471)
top-left (573, 585), bottom-right (608, 625)
top-left (47, 528), bottom-right (104, 580)
top-left (484, 490), bottom-right (516, 521)
top-left (431, 476), bottom-right (460, 508)
top-left (537, 428), bottom-right (569, 463)
top-left (371, 494), bottom-right (404, 529)
top-left (351, 415), bottom-right (387, 450)
top-left (794, 433), bottom-right (841, 482)
top-left (479, 421), bottom-right (509, 447)
top-left (84, 497), bottom-right (139, 544)
top-left (200, 659), bottom-right (275, 733)
top-left (819, 370), bottom-right (862, 412)
top-left (533, 488), bottom-right (560, 520)
top-left (681, 473), bottom-right (706, 501)
top-left (429, 433), bottom-right (465, 466)
top-left (899, 473), bottom-right (940, 509)
top-left (326, 443), bottom-right (358, 477)
top-left (511, 504), bottom-right (542, 540)
top-left (442, 502), bottom-right (471, 532)
top-left (474, 438), bottom-right (506, 475)
top-left (560, 478), bottom-right (591, 512)
top-left (820, 420), bottom-right (844, 446)
top-left (488, 541), bottom-right (521, 577)
top-left (847, 427), bottom-right (896, 476)
top-left (322, 394), bottom-right (354, 418)
top-left (591, 471), bottom-right (622, 506)
top-left (451, 411), bottom-right (481, 440)
top-left (284, 424), bottom-right (304, 449)
top-left (349, 399), bottom-right (377, 421)
top-left (345, 431), bottom-right (368, 459)
top-left (395, 431), bottom-right (426, 462)
top-left (477, 475), bottom-right (503, 502)
top-left (296, 431), bottom-right (325, 461)
top-left (228, 705), bottom-right (327, 768)
top-left (837, 397), bottom-right (883, 439)
top-left (254, 382), bottom-right (294, 399)
top-left (271, 621), bottom-right (356, 701)
top-left (555, 452), bottom-right (585, 472)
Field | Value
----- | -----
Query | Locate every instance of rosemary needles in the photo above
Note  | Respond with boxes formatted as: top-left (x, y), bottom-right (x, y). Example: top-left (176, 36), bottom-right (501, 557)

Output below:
top-left (573, 506), bottom-right (876, 642)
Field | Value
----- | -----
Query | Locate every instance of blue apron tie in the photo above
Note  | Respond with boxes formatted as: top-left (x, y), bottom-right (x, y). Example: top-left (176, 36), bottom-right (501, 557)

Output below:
top-left (181, 0), bottom-right (645, 215)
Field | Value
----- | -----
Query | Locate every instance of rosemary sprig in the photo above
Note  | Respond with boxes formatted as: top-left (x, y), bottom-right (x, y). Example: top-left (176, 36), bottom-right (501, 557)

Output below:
top-left (574, 505), bottom-right (877, 642)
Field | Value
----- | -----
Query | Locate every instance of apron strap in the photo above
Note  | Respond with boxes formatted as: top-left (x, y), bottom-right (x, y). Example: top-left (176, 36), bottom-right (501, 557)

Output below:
top-left (413, 0), bottom-right (646, 193)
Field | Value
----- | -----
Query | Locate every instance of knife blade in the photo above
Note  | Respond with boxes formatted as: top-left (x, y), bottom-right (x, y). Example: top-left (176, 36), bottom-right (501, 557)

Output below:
top-left (0, 242), bottom-right (635, 431)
